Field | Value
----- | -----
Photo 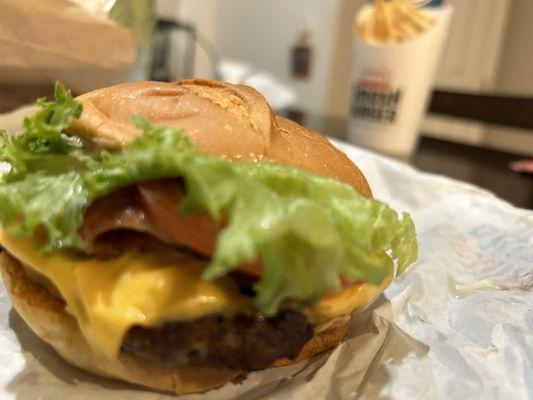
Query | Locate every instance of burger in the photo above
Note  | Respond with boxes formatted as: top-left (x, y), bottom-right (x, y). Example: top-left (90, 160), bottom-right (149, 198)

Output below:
top-left (0, 80), bottom-right (417, 394)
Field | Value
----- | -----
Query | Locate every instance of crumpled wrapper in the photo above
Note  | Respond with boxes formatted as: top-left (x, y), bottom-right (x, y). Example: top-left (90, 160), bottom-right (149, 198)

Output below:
top-left (0, 0), bottom-right (136, 112)
top-left (0, 108), bottom-right (532, 399)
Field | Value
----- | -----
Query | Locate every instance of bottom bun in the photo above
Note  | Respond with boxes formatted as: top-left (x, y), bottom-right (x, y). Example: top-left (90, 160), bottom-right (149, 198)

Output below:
top-left (0, 252), bottom-right (352, 395)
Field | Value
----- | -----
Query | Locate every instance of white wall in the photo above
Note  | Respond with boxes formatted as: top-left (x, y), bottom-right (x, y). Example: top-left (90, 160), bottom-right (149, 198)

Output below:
top-left (423, 0), bottom-right (533, 156)
top-left (156, 0), bottom-right (181, 17)
top-left (496, 0), bottom-right (533, 96)
top-left (173, 0), bottom-right (364, 117)
top-left (180, 0), bottom-right (219, 78)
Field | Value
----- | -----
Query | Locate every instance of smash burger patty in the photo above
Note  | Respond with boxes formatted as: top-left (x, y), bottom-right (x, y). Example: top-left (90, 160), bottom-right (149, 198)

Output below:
top-left (0, 80), bottom-right (418, 395)
top-left (6, 254), bottom-right (311, 371)
top-left (122, 310), bottom-right (313, 371)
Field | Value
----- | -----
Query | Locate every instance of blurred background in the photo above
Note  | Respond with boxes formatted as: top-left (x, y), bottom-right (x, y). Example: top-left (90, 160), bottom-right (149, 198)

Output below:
top-left (0, 0), bottom-right (531, 208)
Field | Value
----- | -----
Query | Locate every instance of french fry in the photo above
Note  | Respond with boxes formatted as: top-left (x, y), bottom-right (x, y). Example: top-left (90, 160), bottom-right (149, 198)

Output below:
top-left (356, 0), bottom-right (436, 43)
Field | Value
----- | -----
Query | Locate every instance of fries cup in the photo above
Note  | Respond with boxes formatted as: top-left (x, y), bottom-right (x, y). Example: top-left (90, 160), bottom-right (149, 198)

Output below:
top-left (347, 5), bottom-right (452, 157)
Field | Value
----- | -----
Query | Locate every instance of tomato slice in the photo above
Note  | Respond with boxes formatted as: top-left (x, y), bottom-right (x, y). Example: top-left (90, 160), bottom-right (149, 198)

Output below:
top-left (138, 180), bottom-right (264, 277)
top-left (340, 276), bottom-right (364, 288)
top-left (138, 181), bottom-right (218, 256)
top-left (239, 259), bottom-right (264, 278)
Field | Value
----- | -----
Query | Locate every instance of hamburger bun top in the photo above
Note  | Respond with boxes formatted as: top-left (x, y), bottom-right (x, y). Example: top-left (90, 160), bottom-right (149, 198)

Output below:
top-left (0, 79), bottom-right (396, 395)
top-left (67, 79), bottom-right (372, 197)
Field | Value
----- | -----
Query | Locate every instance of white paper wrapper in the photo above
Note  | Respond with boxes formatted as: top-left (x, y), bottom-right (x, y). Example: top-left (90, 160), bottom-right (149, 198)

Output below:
top-left (347, 6), bottom-right (453, 157)
top-left (0, 114), bottom-right (532, 398)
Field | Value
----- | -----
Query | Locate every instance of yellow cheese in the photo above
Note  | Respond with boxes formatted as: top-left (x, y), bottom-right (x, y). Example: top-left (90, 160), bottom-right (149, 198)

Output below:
top-left (307, 254), bottom-right (393, 324)
top-left (0, 230), bottom-right (250, 359)
top-left (0, 230), bottom-right (392, 361)
top-left (307, 276), bottom-right (391, 324)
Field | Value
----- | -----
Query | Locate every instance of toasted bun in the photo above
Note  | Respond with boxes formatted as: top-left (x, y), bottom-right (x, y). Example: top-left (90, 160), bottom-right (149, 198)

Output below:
top-left (1, 251), bottom-right (356, 394)
top-left (67, 79), bottom-right (372, 197)
top-left (2, 80), bottom-right (380, 394)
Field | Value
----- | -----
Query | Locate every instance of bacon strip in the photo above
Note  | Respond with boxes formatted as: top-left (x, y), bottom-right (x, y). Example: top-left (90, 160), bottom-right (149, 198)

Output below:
top-left (137, 181), bottom-right (218, 257)
top-left (80, 181), bottom-right (263, 276)
top-left (80, 187), bottom-right (166, 249)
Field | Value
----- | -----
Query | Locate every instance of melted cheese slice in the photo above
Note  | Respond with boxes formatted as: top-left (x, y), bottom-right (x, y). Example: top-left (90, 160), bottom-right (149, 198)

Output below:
top-left (0, 230), bottom-right (391, 360)
top-left (308, 277), bottom-right (391, 324)
top-left (307, 253), bottom-right (393, 324)
top-left (0, 230), bottom-right (250, 359)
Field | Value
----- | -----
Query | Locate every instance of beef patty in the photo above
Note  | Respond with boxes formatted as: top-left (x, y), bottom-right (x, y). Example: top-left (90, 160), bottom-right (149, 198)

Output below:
top-left (121, 310), bottom-right (313, 371)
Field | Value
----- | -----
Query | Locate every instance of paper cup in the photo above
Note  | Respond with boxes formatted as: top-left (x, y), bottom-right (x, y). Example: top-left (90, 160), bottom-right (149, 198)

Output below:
top-left (347, 6), bottom-right (453, 157)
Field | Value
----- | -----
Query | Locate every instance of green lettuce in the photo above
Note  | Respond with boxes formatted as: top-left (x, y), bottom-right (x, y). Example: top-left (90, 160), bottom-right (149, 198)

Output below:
top-left (0, 83), bottom-right (418, 315)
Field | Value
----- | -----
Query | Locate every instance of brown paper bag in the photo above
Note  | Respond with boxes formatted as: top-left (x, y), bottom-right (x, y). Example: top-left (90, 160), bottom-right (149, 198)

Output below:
top-left (0, 0), bottom-right (137, 112)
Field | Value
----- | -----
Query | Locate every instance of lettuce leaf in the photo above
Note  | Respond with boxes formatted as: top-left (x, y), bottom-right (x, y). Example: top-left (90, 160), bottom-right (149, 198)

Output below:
top-left (0, 83), bottom-right (84, 178)
top-left (0, 83), bottom-right (418, 314)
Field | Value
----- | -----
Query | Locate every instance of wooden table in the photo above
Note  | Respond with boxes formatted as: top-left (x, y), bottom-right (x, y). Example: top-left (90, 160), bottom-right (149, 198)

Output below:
top-left (284, 111), bottom-right (533, 209)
